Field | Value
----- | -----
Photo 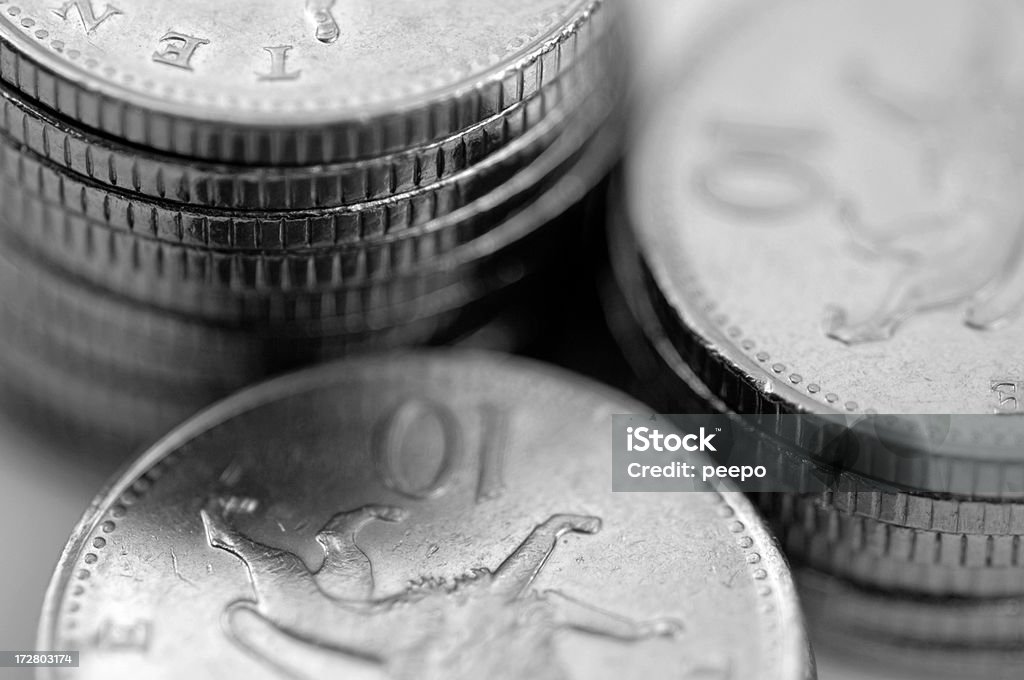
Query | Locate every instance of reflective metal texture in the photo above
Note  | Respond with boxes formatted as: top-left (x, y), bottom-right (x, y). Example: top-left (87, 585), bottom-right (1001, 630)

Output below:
top-left (38, 352), bottom-right (812, 680)
top-left (610, 0), bottom-right (1024, 670)
top-left (0, 0), bottom-right (614, 164)
top-left (628, 0), bottom-right (1024, 490)
top-left (0, 0), bottom-right (624, 444)
top-left (0, 55), bottom-right (599, 211)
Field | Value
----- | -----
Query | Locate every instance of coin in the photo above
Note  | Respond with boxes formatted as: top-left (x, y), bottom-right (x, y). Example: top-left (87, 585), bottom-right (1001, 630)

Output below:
top-left (626, 0), bottom-right (1024, 496)
top-left (0, 0), bottom-right (629, 451)
top-left (0, 76), bottom-right (601, 254)
top-left (0, 98), bottom-right (620, 337)
top-left (0, 113), bottom-right (616, 446)
top-left (0, 99), bottom-right (617, 327)
top-left (0, 0), bottom-right (615, 164)
top-left (763, 493), bottom-right (1024, 598)
top-left (630, 0), bottom-right (1022, 414)
top-left (37, 351), bottom-right (812, 680)
top-left (616, 0), bottom-right (1024, 666)
top-left (0, 47), bottom-right (607, 210)
top-left (0, 74), bottom-right (616, 295)
top-left (807, 488), bottom-right (1024, 535)
top-left (612, 247), bottom-right (1024, 602)
top-left (606, 233), bottom-right (1024, 604)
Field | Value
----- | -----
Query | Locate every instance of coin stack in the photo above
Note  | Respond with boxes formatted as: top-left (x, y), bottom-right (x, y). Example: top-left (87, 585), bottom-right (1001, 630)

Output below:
top-left (606, 0), bottom-right (1024, 677)
top-left (0, 0), bottom-right (624, 447)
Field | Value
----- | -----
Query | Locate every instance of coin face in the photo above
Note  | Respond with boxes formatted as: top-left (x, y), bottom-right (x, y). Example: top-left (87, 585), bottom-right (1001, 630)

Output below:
top-left (2, 0), bottom-right (586, 120)
top-left (39, 352), bottom-right (809, 680)
top-left (630, 0), bottom-right (1024, 416)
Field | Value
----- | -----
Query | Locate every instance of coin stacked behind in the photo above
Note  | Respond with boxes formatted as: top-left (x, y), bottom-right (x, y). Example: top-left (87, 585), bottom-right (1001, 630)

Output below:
top-left (606, 0), bottom-right (1024, 677)
top-left (0, 0), bottom-right (624, 447)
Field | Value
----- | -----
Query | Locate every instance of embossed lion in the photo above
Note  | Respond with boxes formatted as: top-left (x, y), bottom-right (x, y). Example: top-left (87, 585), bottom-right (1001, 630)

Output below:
top-left (826, 1), bottom-right (1024, 344)
top-left (200, 498), bottom-right (682, 680)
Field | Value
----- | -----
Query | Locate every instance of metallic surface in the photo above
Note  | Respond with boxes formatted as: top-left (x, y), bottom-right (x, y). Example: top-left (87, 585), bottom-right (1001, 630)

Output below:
top-left (0, 0), bottom-right (612, 163)
top-left (631, 0), bottom-right (1024, 415)
top-left (0, 112), bottom-right (621, 446)
top-left (0, 49), bottom-right (605, 210)
top-left (0, 0), bottom-right (629, 445)
top-left (609, 215), bottom-right (1024, 600)
top-left (609, 167), bottom-right (1024, 654)
top-left (799, 488), bottom-right (1024, 534)
top-left (0, 128), bottom-right (620, 334)
top-left (0, 80), bottom-right (596, 255)
top-left (627, 0), bottom-right (1024, 493)
top-left (38, 352), bottom-right (811, 680)
top-left (0, 78), bottom-right (610, 280)
top-left (764, 494), bottom-right (1024, 597)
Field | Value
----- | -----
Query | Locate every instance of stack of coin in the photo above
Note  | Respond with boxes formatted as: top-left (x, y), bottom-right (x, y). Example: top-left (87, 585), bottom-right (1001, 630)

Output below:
top-left (0, 1), bottom-right (624, 446)
top-left (37, 350), bottom-right (814, 680)
top-left (606, 0), bottom-right (1024, 676)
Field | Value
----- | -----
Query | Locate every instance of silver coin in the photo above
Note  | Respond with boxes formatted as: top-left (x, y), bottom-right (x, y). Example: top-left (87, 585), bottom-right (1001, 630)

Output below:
top-left (0, 74), bottom-right (615, 298)
top-left (0, 117), bottom-right (615, 446)
top-left (0, 107), bottom-right (620, 356)
top-left (0, 100), bottom-right (619, 333)
top-left (0, 71), bottom-right (606, 256)
top-left (38, 352), bottom-right (812, 680)
top-left (610, 214), bottom-right (1024, 602)
top-left (631, 0), bottom-right (1024, 415)
top-left (627, 0), bottom-right (1024, 494)
top-left (0, 45), bottom-right (608, 210)
top-left (764, 494), bottom-right (1024, 597)
top-left (807, 487), bottom-right (1024, 535)
top-left (617, 1), bottom-right (1024, 661)
top-left (0, 0), bottom-right (615, 164)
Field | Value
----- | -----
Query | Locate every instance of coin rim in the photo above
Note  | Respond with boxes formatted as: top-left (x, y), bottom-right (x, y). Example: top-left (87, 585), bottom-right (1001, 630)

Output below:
top-left (0, 2), bottom-right (616, 163)
top-left (0, 40), bottom-right (609, 210)
top-left (0, 0), bottom-right (594, 123)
